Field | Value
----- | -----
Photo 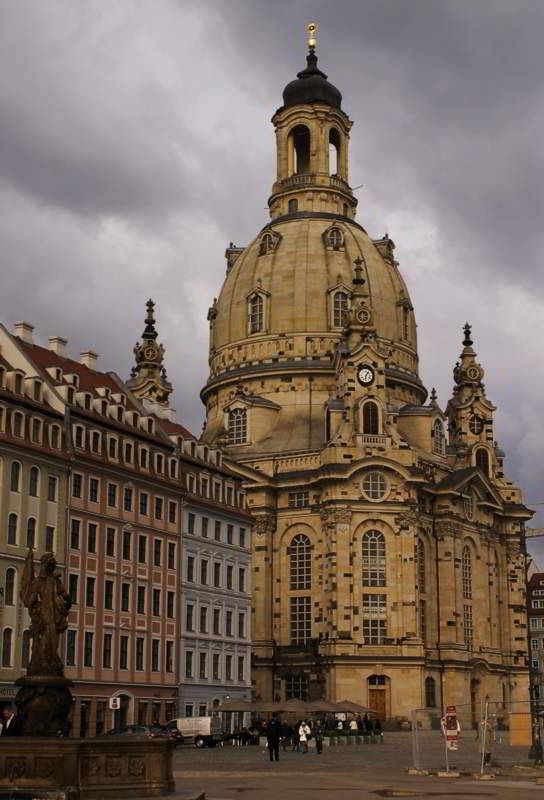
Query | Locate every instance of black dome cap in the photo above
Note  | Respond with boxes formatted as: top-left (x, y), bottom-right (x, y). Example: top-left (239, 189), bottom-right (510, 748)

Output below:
top-left (282, 50), bottom-right (342, 110)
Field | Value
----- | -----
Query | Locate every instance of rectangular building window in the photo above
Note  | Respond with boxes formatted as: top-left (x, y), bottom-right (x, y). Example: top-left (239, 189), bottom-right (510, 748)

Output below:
top-left (213, 653), bottom-right (220, 680)
top-left (70, 519), bottom-right (81, 550)
top-left (122, 530), bottom-right (131, 560)
top-left (168, 501), bottom-right (177, 524)
top-left (119, 635), bottom-right (128, 670)
top-left (155, 497), bottom-right (163, 520)
top-left (227, 525), bottom-right (233, 545)
top-left (213, 562), bottom-right (221, 588)
top-left (214, 521), bottom-right (221, 541)
top-left (226, 610), bottom-right (233, 637)
top-left (225, 654), bottom-right (232, 681)
top-left (200, 606), bottom-right (208, 633)
top-left (166, 641), bottom-right (174, 673)
top-left (121, 583), bottom-right (130, 612)
top-left (168, 542), bottom-right (176, 570)
top-left (137, 586), bottom-right (146, 615)
top-left (86, 577), bottom-right (95, 607)
top-left (186, 604), bottom-right (194, 632)
top-left (151, 640), bottom-right (160, 672)
top-left (167, 591), bottom-right (175, 618)
top-left (238, 612), bottom-right (245, 639)
top-left (188, 513), bottom-right (195, 534)
top-left (464, 604), bottom-right (473, 651)
top-left (136, 637), bottom-right (144, 671)
top-left (289, 596), bottom-right (311, 645)
top-left (154, 539), bottom-right (162, 567)
top-left (106, 527), bottom-right (115, 557)
top-left (187, 555), bottom-right (195, 582)
top-left (288, 490), bottom-right (309, 508)
top-left (226, 565), bottom-right (233, 590)
top-left (124, 487), bottom-right (133, 511)
top-left (152, 588), bottom-right (161, 616)
top-left (140, 492), bottom-right (149, 516)
top-left (45, 526), bottom-right (55, 552)
top-left (89, 477), bottom-right (99, 503)
top-left (87, 523), bottom-right (97, 554)
top-left (362, 593), bottom-right (387, 644)
top-left (138, 535), bottom-right (147, 564)
top-left (47, 475), bottom-right (58, 502)
top-left (72, 473), bottom-right (82, 498)
top-left (239, 528), bottom-right (246, 548)
top-left (239, 568), bottom-right (246, 593)
top-left (68, 574), bottom-right (78, 605)
top-left (201, 559), bottom-right (208, 585)
top-left (238, 656), bottom-right (245, 682)
top-left (201, 517), bottom-right (208, 538)
top-left (199, 652), bottom-right (207, 679)
top-left (84, 631), bottom-right (93, 667)
top-left (103, 633), bottom-right (112, 668)
top-left (107, 483), bottom-right (117, 507)
top-left (66, 630), bottom-right (76, 666)
top-left (213, 608), bottom-right (221, 635)
top-left (185, 651), bottom-right (193, 678)
top-left (104, 579), bottom-right (114, 610)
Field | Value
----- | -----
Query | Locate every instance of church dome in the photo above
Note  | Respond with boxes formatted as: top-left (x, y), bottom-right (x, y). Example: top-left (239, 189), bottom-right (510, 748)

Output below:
top-left (282, 50), bottom-right (342, 110)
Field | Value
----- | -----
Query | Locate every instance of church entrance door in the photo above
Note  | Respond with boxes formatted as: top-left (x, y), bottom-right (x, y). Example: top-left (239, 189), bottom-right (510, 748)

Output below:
top-left (367, 674), bottom-right (388, 720)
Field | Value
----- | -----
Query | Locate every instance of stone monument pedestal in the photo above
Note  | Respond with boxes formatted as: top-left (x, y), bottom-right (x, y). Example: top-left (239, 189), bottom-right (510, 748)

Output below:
top-left (15, 676), bottom-right (73, 737)
top-left (0, 737), bottom-right (174, 799)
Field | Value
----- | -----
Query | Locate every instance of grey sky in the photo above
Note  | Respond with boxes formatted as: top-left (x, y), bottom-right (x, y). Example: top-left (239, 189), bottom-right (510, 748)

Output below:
top-left (1, 1), bottom-right (543, 550)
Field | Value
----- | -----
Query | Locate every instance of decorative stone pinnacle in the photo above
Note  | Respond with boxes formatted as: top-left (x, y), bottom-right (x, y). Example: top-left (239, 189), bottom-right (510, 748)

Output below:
top-left (463, 322), bottom-right (473, 347)
top-left (430, 387), bottom-right (438, 405)
top-left (143, 298), bottom-right (158, 341)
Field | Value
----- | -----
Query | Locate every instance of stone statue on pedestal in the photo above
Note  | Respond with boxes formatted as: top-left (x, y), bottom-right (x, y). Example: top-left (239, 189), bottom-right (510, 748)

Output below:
top-left (15, 549), bottom-right (73, 735)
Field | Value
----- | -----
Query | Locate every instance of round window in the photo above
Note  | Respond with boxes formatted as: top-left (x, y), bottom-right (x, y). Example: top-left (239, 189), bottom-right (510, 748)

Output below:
top-left (361, 471), bottom-right (388, 501)
top-left (469, 415), bottom-right (483, 435)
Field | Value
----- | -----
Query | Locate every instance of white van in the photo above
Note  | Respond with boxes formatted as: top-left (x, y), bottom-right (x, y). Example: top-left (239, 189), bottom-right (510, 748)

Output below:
top-left (170, 716), bottom-right (223, 747)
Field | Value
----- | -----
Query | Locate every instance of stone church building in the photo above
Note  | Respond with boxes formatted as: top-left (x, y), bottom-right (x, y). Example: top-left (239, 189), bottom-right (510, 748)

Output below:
top-left (200, 42), bottom-right (532, 721)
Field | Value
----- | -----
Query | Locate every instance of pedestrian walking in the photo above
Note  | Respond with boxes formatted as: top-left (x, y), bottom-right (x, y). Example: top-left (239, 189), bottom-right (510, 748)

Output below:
top-left (299, 720), bottom-right (311, 753)
top-left (292, 721), bottom-right (301, 752)
top-left (266, 715), bottom-right (281, 762)
top-left (349, 718), bottom-right (358, 733)
top-left (314, 720), bottom-right (324, 754)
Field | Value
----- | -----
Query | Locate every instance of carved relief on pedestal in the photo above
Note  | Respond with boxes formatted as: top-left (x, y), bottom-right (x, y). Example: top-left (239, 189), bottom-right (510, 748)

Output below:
top-left (105, 757), bottom-right (122, 778)
top-left (35, 757), bottom-right (56, 779)
top-left (252, 513), bottom-right (277, 536)
top-left (128, 757), bottom-right (145, 777)
top-left (81, 757), bottom-right (101, 778)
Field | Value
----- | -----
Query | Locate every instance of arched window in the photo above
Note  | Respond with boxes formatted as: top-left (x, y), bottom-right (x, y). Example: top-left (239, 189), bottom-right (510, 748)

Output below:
top-left (22, 630), bottom-right (31, 669)
top-left (362, 530), bottom-right (386, 586)
top-left (259, 233), bottom-right (274, 255)
top-left (10, 461), bottom-right (20, 492)
top-left (249, 294), bottom-right (264, 334)
top-left (290, 125), bottom-right (310, 174)
top-left (2, 629), bottom-right (12, 667)
top-left (476, 448), bottom-right (490, 476)
top-left (5, 568), bottom-right (15, 606)
top-left (325, 227), bottom-right (343, 250)
top-left (26, 518), bottom-right (36, 549)
top-left (228, 409), bottom-right (247, 445)
top-left (289, 533), bottom-right (311, 590)
top-left (329, 128), bottom-right (340, 175)
top-left (288, 198), bottom-right (298, 213)
top-left (425, 677), bottom-right (436, 708)
top-left (333, 291), bottom-right (348, 327)
top-left (362, 401), bottom-right (379, 435)
top-left (432, 420), bottom-right (445, 455)
top-left (29, 466), bottom-right (39, 497)
top-left (462, 545), bottom-right (472, 600)
top-left (7, 514), bottom-right (18, 546)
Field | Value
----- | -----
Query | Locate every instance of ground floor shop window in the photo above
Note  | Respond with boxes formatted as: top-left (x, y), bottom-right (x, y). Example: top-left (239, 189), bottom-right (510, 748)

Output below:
top-left (79, 700), bottom-right (90, 738)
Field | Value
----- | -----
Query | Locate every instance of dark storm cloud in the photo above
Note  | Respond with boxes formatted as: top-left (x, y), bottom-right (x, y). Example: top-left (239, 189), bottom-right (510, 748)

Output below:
top-left (0, 0), bottom-right (543, 534)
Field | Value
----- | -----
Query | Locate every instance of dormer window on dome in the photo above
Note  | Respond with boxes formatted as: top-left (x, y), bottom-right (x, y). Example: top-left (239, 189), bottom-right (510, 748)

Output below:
top-left (324, 225), bottom-right (344, 250)
top-left (247, 286), bottom-right (270, 335)
top-left (259, 230), bottom-right (281, 256)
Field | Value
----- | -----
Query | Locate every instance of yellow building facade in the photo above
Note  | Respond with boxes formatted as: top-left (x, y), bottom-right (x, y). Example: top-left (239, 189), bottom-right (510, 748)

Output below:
top-left (201, 44), bottom-right (532, 721)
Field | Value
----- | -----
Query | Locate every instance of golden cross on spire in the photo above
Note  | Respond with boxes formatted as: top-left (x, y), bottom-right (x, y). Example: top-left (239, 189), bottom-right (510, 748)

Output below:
top-left (307, 22), bottom-right (318, 51)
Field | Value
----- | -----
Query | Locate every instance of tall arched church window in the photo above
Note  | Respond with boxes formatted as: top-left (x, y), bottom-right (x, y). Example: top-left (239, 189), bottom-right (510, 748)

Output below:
top-left (2, 629), bottom-right (12, 667)
top-left (326, 227), bottom-right (343, 250)
top-left (10, 461), bottom-right (20, 492)
top-left (290, 125), bottom-right (310, 174)
top-left (432, 420), bottom-right (445, 455)
top-left (289, 533), bottom-right (311, 590)
top-left (249, 294), bottom-right (264, 334)
top-left (29, 466), bottom-right (39, 497)
top-left (476, 448), bottom-right (490, 476)
top-left (362, 401), bottom-right (379, 435)
top-left (362, 530), bottom-right (386, 587)
top-left (5, 568), bottom-right (15, 606)
top-left (333, 291), bottom-right (348, 327)
top-left (329, 128), bottom-right (340, 175)
top-left (228, 409), bottom-right (247, 445)
top-left (462, 546), bottom-right (472, 600)
top-left (425, 677), bottom-right (436, 707)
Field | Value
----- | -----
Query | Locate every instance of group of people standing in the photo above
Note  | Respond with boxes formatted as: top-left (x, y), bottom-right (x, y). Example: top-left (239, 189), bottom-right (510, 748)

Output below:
top-left (265, 717), bottom-right (321, 761)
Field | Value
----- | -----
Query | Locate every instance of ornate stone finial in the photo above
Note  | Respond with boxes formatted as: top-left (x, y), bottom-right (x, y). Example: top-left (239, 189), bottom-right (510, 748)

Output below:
top-left (143, 298), bottom-right (158, 342)
top-left (353, 256), bottom-right (366, 286)
top-left (429, 387), bottom-right (438, 406)
top-left (463, 322), bottom-right (473, 348)
top-left (307, 22), bottom-right (318, 52)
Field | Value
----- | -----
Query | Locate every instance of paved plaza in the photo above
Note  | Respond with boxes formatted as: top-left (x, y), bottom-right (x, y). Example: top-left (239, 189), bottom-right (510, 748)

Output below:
top-left (164, 732), bottom-right (544, 799)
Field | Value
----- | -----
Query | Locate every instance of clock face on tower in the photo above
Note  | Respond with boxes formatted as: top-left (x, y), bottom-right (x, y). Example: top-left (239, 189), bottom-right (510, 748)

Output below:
top-left (357, 365), bottom-right (375, 386)
top-left (144, 345), bottom-right (158, 360)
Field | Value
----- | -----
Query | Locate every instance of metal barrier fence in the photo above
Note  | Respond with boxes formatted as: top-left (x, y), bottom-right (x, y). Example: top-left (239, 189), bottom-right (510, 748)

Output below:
top-left (411, 700), bottom-right (539, 774)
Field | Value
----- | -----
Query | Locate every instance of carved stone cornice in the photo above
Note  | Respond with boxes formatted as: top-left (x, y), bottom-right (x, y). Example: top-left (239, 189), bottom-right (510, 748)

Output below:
top-left (320, 505), bottom-right (352, 527)
top-left (252, 513), bottom-right (277, 536)
top-left (395, 510), bottom-right (418, 529)
top-left (435, 521), bottom-right (457, 539)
